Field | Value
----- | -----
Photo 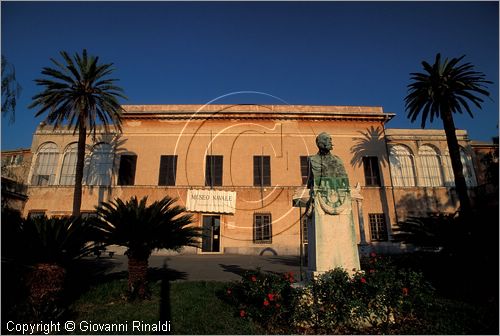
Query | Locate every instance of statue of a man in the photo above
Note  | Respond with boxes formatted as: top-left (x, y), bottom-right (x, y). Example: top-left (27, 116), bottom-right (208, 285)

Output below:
top-left (307, 132), bottom-right (350, 213)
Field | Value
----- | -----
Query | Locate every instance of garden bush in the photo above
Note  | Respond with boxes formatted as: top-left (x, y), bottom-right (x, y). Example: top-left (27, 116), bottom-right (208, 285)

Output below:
top-left (224, 254), bottom-right (436, 334)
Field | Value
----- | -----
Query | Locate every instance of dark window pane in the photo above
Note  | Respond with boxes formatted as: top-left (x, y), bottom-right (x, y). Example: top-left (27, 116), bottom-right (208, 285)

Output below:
top-left (363, 156), bottom-right (381, 186)
top-left (253, 156), bottom-right (271, 186)
top-left (118, 155), bottom-right (137, 186)
top-left (369, 213), bottom-right (388, 241)
top-left (205, 155), bottom-right (223, 187)
top-left (300, 156), bottom-right (310, 186)
top-left (253, 213), bottom-right (272, 243)
top-left (158, 155), bottom-right (177, 186)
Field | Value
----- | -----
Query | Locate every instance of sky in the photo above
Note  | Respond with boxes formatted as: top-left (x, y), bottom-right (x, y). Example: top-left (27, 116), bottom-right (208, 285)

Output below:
top-left (1, 1), bottom-right (499, 150)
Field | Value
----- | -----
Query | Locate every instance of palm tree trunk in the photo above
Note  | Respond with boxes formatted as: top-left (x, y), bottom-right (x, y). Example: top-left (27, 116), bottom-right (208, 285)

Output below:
top-left (72, 123), bottom-right (86, 217)
top-left (441, 111), bottom-right (472, 215)
top-left (128, 255), bottom-right (150, 299)
top-left (28, 263), bottom-right (66, 315)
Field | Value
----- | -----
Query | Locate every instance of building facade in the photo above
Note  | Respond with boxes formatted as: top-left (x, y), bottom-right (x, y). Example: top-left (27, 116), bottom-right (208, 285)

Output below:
top-left (19, 104), bottom-right (487, 255)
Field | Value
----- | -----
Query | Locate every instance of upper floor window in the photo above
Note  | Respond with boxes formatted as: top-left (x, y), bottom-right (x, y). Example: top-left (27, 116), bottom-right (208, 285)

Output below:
top-left (363, 156), bottom-right (381, 186)
top-left (205, 155), bottom-right (223, 187)
top-left (253, 155), bottom-right (271, 186)
top-left (158, 155), bottom-right (178, 186)
top-left (418, 145), bottom-right (443, 187)
top-left (86, 143), bottom-right (113, 186)
top-left (118, 154), bottom-right (137, 186)
top-left (31, 142), bottom-right (59, 186)
top-left (300, 156), bottom-right (310, 186)
top-left (389, 145), bottom-right (416, 187)
top-left (59, 143), bottom-right (78, 185)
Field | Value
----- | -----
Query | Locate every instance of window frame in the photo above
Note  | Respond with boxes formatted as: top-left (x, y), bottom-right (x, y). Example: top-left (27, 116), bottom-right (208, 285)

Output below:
top-left (253, 213), bottom-right (272, 244)
top-left (158, 155), bottom-right (178, 186)
top-left (369, 213), bottom-right (388, 242)
top-left (300, 156), bottom-right (310, 186)
top-left (363, 156), bottom-right (381, 186)
top-left (253, 155), bottom-right (271, 187)
top-left (117, 154), bottom-right (137, 186)
top-left (205, 155), bottom-right (223, 187)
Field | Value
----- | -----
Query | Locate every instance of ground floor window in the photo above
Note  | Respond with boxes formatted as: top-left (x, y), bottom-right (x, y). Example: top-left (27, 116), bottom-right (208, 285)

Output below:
top-left (254, 213), bottom-right (272, 243)
top-left (369, 213), bottom-right (388, 241)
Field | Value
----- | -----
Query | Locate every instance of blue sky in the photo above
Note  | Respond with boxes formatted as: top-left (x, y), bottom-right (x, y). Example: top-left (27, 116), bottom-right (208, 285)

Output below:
top-left (2, 1), bottom-right (499, 150)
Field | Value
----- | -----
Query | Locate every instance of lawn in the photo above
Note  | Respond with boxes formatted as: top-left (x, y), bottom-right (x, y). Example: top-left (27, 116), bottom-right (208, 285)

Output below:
top-left (65, 279), bottom-right (261, 335)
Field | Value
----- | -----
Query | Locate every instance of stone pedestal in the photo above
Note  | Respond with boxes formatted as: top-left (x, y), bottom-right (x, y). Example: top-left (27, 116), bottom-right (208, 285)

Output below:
top-left (307, 192), bottom-right (361, 278)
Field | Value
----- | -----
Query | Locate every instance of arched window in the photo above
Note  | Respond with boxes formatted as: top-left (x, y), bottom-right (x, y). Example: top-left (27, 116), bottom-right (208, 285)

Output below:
top-left (442, 149), bottom-right (477, 187)
top-left (418, 145), bottom-right (443, 187)
top-left (444, 148), bottom-right (477, 187)
top-left (31, 142), bottom-right (59, 186)
top-left (461, 149), bottom-right (477, 187)
top-left (389, 145), bottom-right (416, 187)
top-left (86, 143), bottom-right (114, 186)
top-left (59, 143), bottom-right (78, 185)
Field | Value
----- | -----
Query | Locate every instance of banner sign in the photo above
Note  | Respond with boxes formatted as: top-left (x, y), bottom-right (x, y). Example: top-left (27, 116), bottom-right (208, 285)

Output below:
top-left (186, 189), bottom-right (236, 214)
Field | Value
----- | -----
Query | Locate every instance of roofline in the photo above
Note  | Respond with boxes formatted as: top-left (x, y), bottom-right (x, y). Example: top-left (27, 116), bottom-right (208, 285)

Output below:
top-left (121, 104), bottom-right (395, 122)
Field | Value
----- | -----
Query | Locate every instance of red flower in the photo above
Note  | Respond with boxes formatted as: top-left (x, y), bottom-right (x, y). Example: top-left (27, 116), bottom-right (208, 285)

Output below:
top-left (240, 310), bottom-right (246, 317)
top-left (275, 303), bottom-right (281, 308)
top-left (360, 277), bottom-right (367, 284)
top-left (267, 293), bottom-right (276, 301)
top-left (370, 252), bottom-right (377, 257)
top-left (251, 275), bottom-right (257, 282)
top-left (263, 299), bottom-right (270, 306)
top-left (227, 288), bottom-right (232, 295)
top-left (369, 269), bottom-right (375, 274)
top-left (402, 287), bottom-right (409, 296)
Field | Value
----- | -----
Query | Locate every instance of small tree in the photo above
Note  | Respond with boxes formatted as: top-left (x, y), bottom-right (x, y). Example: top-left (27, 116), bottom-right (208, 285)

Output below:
top-left (94, 196), bottom-right (200, 300)
top-left (6, 215), bottom-right (95, 319)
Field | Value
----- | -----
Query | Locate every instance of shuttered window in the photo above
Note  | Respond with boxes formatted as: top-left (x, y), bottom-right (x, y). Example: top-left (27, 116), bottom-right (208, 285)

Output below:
top-left (205, 155), bottom-right (223, 187)
top-left (253, 155), bottom-right (271, 186)
top-left (158, 155), bottom-right (178, 186)
top-left (118, 155), bottom-right (137, 186)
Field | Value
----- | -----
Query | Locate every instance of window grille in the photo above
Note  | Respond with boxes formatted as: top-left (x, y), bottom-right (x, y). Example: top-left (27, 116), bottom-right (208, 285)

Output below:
top-left (369, 213), bottom-right (388, 241)
top-left (254, 213), bottom-right (272, 243)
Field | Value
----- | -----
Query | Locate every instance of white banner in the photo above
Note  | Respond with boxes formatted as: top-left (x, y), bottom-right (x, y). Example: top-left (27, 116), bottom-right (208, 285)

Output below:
top-left (186, 189), bottom-right (236, 214)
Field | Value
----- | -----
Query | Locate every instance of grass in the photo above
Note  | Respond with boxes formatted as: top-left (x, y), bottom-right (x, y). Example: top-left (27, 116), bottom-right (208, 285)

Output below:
top-left (65, 279), bottom-right (261, 335)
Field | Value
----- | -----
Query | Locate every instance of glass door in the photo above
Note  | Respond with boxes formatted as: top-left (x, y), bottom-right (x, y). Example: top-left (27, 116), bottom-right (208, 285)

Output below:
top-left (202, 215), bottom-right (220, 252)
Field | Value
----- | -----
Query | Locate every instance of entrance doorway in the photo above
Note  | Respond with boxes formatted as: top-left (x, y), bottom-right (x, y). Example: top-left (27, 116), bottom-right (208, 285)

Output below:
top-left (201, 215), bottom-right (220, 252)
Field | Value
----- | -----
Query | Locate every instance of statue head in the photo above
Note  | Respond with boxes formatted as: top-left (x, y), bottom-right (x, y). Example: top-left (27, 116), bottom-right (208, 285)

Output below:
top-left (316, 132), bottom-right (333, 154)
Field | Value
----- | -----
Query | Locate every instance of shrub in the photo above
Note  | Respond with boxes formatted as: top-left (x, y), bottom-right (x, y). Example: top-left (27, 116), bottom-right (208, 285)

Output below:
top-left (223, 268), bottom-right (296, 333)
top-left (224, 255), bottom-right (435, 334)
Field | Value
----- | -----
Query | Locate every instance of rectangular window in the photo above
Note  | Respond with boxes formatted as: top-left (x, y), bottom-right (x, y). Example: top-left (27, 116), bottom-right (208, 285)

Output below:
top-left (117, 155), bottom-right (137, 186)
top-left (301, 214), bottom-right (309, 244)
top-left (363, 156), bottom-right (381, 186)
top-left (205, 155), bottom-right (223, 187)
top-left (28, 211), bottom-right (46, 219)
top-left (300, 156), bottom-right (310, 186)
top-left (369, 213), bottom-right (388, 241)
top-left (158, 155), bottom-right (178, 186)
top-left (253, 156), bottom-right (271, 186)
top-left (254, 213), bottom-right (272, 243)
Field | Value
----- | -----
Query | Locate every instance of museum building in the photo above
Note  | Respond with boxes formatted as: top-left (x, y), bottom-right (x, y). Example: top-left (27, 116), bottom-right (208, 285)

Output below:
top-left (21, 104), bottom-right (482, 255)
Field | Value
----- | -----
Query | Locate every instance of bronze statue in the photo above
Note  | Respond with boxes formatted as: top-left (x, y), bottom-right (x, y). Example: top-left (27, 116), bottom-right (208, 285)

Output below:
top-left (307, 132), bottom-right (350, 214)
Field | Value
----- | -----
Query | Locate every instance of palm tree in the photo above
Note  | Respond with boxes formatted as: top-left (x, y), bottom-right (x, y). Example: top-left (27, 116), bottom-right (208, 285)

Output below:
top-left (1, 55), bottom-right (22, 124)
top-left (14, 215), bottom-right (94, 318)
top-left (94, 196), bottom-right (200, 300)
top-left (29, 49), bottom-right (126, 217)
top-left (405, 53), bottom-right (492, 215)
